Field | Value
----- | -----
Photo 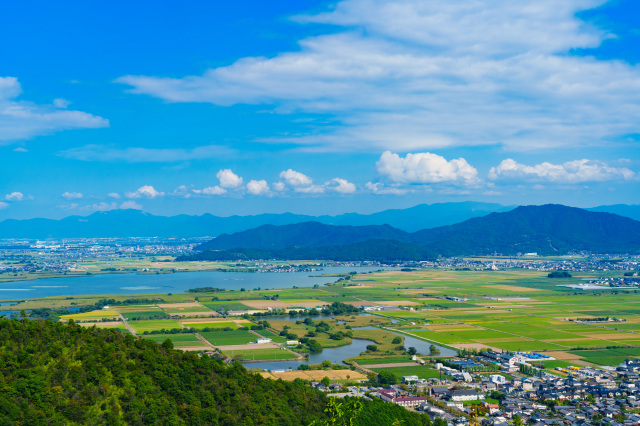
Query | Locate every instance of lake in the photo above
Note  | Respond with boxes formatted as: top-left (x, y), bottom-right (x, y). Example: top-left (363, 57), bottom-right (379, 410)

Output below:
top-left (0, 266), bottom-right (391, 301)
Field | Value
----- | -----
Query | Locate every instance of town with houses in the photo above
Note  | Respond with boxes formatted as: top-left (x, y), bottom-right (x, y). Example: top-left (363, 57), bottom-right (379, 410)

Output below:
top-left (0, 237), bottom-right (639, 281)
top-left (312, 350), bottom-right (640, 426)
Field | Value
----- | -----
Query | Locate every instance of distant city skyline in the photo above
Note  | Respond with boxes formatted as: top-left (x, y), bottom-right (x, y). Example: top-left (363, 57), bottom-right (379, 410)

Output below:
top-left (2, 0), bottom-right (639, 219)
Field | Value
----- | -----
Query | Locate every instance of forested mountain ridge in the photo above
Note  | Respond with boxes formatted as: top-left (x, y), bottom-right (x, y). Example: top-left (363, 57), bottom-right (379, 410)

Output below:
top-left (196, 222), bottom-right (411, 251)
top-left (187, 205), bottom-right (640, 259)
top-left (0, 318), bottom-right (326, 425)
top-left (182, 239), bottom-right (436, 262)
top-left (413, 204), bottom-right (640, 255)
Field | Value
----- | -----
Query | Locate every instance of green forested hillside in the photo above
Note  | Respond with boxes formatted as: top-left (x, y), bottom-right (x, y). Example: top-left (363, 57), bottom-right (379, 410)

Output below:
top-left (0, 318), bottom-right (326, 425)
top-left (0, 319), bottom-right (431, 425)
top-left (196, 222), bottom-right (410, 251)
top-left (180, 239), bottom-right (435, 262)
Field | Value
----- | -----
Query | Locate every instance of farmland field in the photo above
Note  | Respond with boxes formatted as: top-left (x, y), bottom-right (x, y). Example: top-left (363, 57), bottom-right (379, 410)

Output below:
top-left (128, 319), bottom-right (182, 333)
top-left (223, 348), bottom-right (298, 361)
top-left (199, 330), bottom-right (257, 346)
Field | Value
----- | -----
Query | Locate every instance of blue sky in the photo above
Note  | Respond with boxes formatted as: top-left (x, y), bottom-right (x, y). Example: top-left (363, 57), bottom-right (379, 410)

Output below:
top-left (1, 0), bottom-right (639, 219)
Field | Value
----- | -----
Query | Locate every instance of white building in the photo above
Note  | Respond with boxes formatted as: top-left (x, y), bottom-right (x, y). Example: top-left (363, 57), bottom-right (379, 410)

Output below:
top-left (490, 374), bottom-right (507, 384)
top-left (256, 338), bottom-right (272, 344)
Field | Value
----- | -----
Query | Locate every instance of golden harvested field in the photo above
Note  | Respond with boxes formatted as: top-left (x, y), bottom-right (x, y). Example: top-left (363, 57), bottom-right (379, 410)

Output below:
top-left (483, 285), bottom-right (543, 292)
top-left (269, 370), bottom-right (367, 382)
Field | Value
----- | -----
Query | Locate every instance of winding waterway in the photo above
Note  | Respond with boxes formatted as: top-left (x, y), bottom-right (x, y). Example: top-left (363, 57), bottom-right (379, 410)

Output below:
top-left (244, 326), bottom-right (456, 370)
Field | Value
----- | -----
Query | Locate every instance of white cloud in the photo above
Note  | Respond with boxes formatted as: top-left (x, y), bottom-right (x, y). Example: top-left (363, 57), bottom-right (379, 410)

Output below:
top-left (216, 169), bottom-right (243, 189)
top-left (279, 169), bottom-right (313, 187)
top-left (246, 179), bottom-right (270, 195)
top-left (80, 202), bottom-right (118, 212)
top-left (4, 192), bottom-right (24, 202)
top-left (116, 0), bottom-right (640, 152)
top-left (61, 191), bottom-right (83, 200)
top-left (272, 181), bottom-right (286, 192)
top-left (295, 185), bottom-right (325, 194)
top-left (489, 159), bottom-right (637, 183)
top-left (170, 185), bottom-right (192, 198)
top-left (0, 202), bottom-right (8, 210)
top-left (0, 77), bottom-right (108, 144)
top-left (120, 201), bottom-right (143, 210)
top-left (13, 147), bottom-right (27, 152)
top-left (59, 144), bottom-right (232, 162)
top-left (196, 186), bottom-right (227, 196)
top-left (325, 178), bottom-right (356, 193)
top-left (376, 151), bottom-right (479, 185)
top-left (53, 98), bottom-right (71, 109)
top-left (365, 182), bottom-right (408, 195)
top-left (124, 185), bottom-right (164, 199)
top-left (107, 192), bottom-right (121, 199)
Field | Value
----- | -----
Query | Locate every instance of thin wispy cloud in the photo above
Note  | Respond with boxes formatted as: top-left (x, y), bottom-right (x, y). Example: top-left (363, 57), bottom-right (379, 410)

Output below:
top-left (0, 77), bottom-right (108, 144)
top-left (116, 0), bottom-right (640, 153)
top-left (59, 144), bottom-right (234, 162)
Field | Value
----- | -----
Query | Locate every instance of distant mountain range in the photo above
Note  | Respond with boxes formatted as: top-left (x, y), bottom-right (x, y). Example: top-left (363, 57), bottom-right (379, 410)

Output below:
top-left (0, 202), bottom-right (638, 241)
top-left (183, 205), bottom-right (640, 260)
top-left (0, 201), bottom-right (512, 238)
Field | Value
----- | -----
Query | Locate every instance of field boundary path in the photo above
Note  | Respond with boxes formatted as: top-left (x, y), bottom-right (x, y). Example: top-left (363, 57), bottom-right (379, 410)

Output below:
top-left (194, 333), bottom-right (215, 349)
top-left (351, 361), bottom-right (376, 375)
top-left (116, 311), bottom-right (136, 335)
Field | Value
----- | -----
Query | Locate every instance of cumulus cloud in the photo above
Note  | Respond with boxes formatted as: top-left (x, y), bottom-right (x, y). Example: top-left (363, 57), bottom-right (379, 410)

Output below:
top-left (365, 182), bottom-right (408, 195)
top-left (272, 181), bottom-right (286, 192)
top-left (216, 169), bottom-right (243, 189)
top-left (325, 178), bottom-right (356, 193)
top-left (246, 180), bottom-right (270, 195)
top-left (107, 192), bottom-right (121, 199)
top-left (278, 169), bottom-right (313, 187)
top-left (170, 185), bottom-right (192, 198)
top-left (13, 147), bottom-right (27, 152)
top-left (196, 186), bottom-right (227, 196)
top-left (4, 192), bottom-right (24, 202)
top-left (376, 151), bottom-right (479, 185)
top-left (294, 185), bottom-right (325, 194)
top-left (489, 159), bottom-right (637, 183)
top-left (116, 0), bottom-right (640, 152)
top-left (0, 202), bottom-right (8, 210)
top-left (61, 191), bottom-right (83, 200)
top-left (59, 144), bottom-right (233, 162)
top-left (120, 201), bottom-right (143, 210)
top-left (0, 77), bottom-right (108, 144)
top-left (124, 185), bottom-right (164, 199)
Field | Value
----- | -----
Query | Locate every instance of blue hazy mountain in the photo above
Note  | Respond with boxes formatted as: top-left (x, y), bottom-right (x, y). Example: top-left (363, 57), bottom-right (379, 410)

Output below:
top-left (0, 202), bottom-right (512, 238)
top-left (191, 204), bottom-right (640, 258)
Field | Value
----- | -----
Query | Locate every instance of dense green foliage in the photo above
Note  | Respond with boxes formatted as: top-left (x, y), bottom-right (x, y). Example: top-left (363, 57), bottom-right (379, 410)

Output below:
top-left (0, 319), bottom-right (327, 425)
top-left (0, 319), bottom-right (435, 425)
top-left (196, 222), bottom-right (409, 251)
top-left (547, 271), bottom-right (572, 278)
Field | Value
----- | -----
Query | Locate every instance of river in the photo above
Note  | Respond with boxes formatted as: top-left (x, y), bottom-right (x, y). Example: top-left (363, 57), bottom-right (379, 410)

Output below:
top-left (244, 325), bottom-right (456, 370)
top-left (0, 266), bottom-right (391, 301)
